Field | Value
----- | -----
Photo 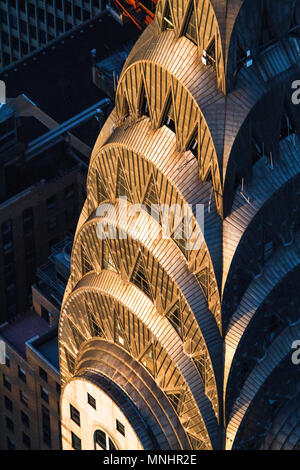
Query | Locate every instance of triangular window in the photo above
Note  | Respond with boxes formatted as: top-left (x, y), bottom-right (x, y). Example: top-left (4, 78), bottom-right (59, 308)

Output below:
top-left (163, 1), bottom-right (174, 31)
top-left (122, 96), bottom-right (129, 117)
top-left (114, 313), bottom-right (129, 350)
top-left (131, 254), bottom-right (152, 299)
top-left (102, 241), bottom-right (118, 273)
top-left (140, 344), bottom-right (156, 375)
top-left (173, 219), bottom-right (186, 256)
top-left (196, 268), bottom-right (209, 299)
top-left (116, 161), bottom-right (132, 201)
top-left (64, 348), bottom-right (75, 374)
top-left (81, 246), bottom-right (93, 274)
top-left (166, 392), bottom-right (181, 413)
top-left (69, 321), bottom-right (85, 350)
top-left (183, 2), bottom-right (197, 44)
top-left (166, 303), bottom-right (181, 335)
top-left (139, 84), bottom-right (150, 117)
top-left (162, 95), bottom-right (175, 133)
top-left (203, 38), bottom-right (216, 68)
top-left (96, 172), bottom-right (110, 203)
top-left (187, 128), bottom-right (199, 160)
top-left (143, 174), bottom-right (161, 223)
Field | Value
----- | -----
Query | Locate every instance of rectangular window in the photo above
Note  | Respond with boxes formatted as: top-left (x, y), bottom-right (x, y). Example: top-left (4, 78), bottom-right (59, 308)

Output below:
top-left (20, 390), bottom-right (28, 407)
top-left (39, 367), bottom-right (48, 383)
top-left (22, 432), bottom-right (31, 449)
top-left (4, 396), bottom-right (13, 412)
top-left (6, 436), bottom-right (15, 450)
top-left (41, 305), bottom-right (50, 323)
top-left (5, 416), bottom-right (14, 433)
top-left (70, 404), bottom-right (80, 426)
top-left (87, 393), bottom-right (96, 410)
top-left (18, 366), bottom-right (27, 383)
top-left (5, 354), bottom-right (10, 367)
top-left (3, 374), bottom-right (11, 391)
top-left (116, 419), bottom-right (125, 437)
top-left (56, 382), bottom-right (61, 394)
top-left (40, 386), bottom-right (49, 403)
top-left (21, 411), bottom-right (30, 428)
top-left (42, 405), bottom-right (51, 448)
top-left (71, 432), bottom-right (81, 450)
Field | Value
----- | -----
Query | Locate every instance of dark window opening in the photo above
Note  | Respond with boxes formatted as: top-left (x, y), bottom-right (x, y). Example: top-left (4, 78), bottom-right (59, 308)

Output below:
top-left (94, 429), bottom-right (106, 450)
top-left (39, 367), bottom-right (48, 383)
top-left (162, 96), bottom-right (175, 133)
top-left (71, 432), bottom-right (81, 450)
top-left (116, 419), bottom-right (125, 437)
top-left (70, 404), bottom-right (81, 427)
top-left (184, 3), bottom-right (197, 44)
top-left (140, 90), bottom-right (150, 118)
top-left (203, 38), bottom-right (216, 69)
top-left (187, 130), bottom-right (199, 160)
top-left (131, 255), bottom-right (152, 299)
top-left (163, 1), bottom-right (174, 30)
top-left (87, 393), bottom-right (96, 410)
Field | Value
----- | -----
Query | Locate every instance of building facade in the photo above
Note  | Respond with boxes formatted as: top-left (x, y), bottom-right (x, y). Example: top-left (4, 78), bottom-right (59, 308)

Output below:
top-left (0, 235), bottom-right (76, 450)
top-left (0, 166), bottom-right (84, 324)
top-left (0, 314), bottom-right (61, 450)
top-left (0, 0), bottom-right (107, 71)
top-left (0, 98), bottom-right (87, 325)
top-left (59, 0), bottom-right (300, 450)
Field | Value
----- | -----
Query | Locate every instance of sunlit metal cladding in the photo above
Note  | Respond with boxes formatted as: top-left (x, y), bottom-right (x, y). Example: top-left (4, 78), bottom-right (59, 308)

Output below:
top-left (60, 0), bottom-right (300, 450)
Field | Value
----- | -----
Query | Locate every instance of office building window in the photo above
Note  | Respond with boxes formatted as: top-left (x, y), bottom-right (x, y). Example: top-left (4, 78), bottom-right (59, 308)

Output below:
top-left (39, 367), bottom-right (48, 382)
top-left (116, 419), bottom-right (125, 437)
top-left (20, 390), bottom-right (28, 407)
top-left (5, 416), bottom-right (14, 433)
top-left (6, 436), bottom-right (15, 450)
top-left (4, 395), bottom-right (13, 412)
top-left (18, 366), bottom-right (27, 383)
top-left (40, 385), bottom-right (49, 403)
top-left (22, 432), bottom-right (31, 449)
top-left (5, 354), bottom-right (10, 367)
top-left (21, 411), bottom-right (30, 428)
top-left (3, 374), bottom-right (12, 391)
top-left (42, 405), bottom-right (51, 448)
top-left (41, 305), bottom-right (50, 323)
top-left (94, 429), bottom-right (116, 450)
top-left (87, 393), bottom-right (96, 410)
top-left (71, 432), bottom-right (81, 450)
top-left (70, 404), bottom-right (80, 426)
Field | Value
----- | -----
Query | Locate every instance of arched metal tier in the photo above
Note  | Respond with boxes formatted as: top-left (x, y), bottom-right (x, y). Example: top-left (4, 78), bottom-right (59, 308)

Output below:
top-left (60, 0), bottom-right (300, 450)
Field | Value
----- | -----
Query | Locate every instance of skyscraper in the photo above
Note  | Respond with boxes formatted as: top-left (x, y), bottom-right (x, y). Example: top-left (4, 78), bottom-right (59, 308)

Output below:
top-left (59, 0), bottom-right (300, 450)
top-left (0, 0), bottom-right (106, 71)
